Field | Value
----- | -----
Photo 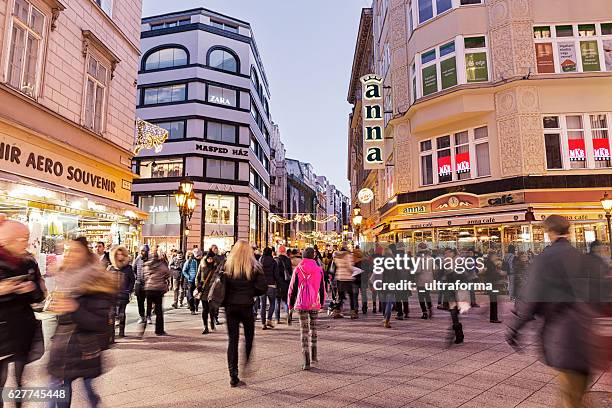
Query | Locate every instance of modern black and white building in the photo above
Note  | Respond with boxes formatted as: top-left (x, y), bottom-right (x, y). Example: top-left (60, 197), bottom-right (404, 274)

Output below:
top-left (133, 8), bottom-right (273, 252)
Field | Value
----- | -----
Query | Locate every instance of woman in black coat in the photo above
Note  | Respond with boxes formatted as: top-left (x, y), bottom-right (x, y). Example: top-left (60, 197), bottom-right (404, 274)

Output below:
top-left (47, 237), bottom-right (117, 408)
top-left (483, 252), bottom-right (504, 323)
top-left (0, 221), bottom-right (46, 407)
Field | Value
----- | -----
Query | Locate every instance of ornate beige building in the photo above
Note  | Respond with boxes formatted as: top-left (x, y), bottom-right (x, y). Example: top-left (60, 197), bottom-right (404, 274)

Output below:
top-left (348, 0), bottom-right (612, 254)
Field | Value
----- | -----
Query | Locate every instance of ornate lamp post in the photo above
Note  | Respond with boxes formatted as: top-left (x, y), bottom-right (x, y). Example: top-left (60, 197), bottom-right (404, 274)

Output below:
top-left (601, 192), bottom-right (612, 259)
top-left (175, 178), bottom-right (197, 254)
top-left (352, 206), bottom-right (363, 246)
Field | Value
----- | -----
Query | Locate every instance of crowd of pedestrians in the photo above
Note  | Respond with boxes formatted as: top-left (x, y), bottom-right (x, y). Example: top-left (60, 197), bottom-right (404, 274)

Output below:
top-left (0, 212), bottom-right (610, 407)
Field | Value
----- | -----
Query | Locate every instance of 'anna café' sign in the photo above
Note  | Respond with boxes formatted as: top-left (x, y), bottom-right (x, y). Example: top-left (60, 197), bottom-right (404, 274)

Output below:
top-left (360, 74), bottom-right (385, 170)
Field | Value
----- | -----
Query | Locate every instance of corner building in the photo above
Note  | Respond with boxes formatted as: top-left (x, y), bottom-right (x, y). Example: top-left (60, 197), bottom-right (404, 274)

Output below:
top-left (0, 0), bottom-right (145, 267)
top-left (349, 0), bottom-right (612, 254)
top-left (134, 8), bottom-right (272, 252)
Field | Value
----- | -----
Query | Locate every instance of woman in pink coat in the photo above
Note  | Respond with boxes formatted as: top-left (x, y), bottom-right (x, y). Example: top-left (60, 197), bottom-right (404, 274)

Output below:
top-left (288, 247), bottom-right (325, 370)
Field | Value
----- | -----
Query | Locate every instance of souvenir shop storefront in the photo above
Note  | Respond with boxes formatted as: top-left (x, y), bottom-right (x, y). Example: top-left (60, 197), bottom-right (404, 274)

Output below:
top-left (374, 189), bottom-right (610, 256)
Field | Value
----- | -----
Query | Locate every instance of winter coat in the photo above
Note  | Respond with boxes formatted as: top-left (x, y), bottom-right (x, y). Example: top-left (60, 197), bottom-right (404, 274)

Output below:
top-left (507, 238), bottom-right (600, 374)
top-left (169, 255), bottom-right (185, 279)
top-left (144, 258), bottom-right (170, 292)
top-left (195, 262), bottom-right (216, 299)
top-left (260, 254), bottom-right (280, 287)
top-left (414, 253), bottom-right (434, 287)
top-left (288, 259), bottom-right (325, 311)
top-left (483, 259), bottom-right (504, 291)
top-left (182, 257), bottom-right (199, 284)
top-left (47, 291), bottom-right (115, 381)
top-left (132, 254), bottom-right (148, 287)
top-left (333, 251), bottom-right (354, 282)
top-left (107, 263), bottom-right (134, 304)
top-left (224, 264), bottom-right (267, 306)
top-left (275, 255), bottom-right (292, 300)
top-left (0, 246), bottom-right (45, 358)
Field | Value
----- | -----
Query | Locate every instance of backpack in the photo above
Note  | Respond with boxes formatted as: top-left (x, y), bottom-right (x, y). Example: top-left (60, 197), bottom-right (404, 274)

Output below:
top-left (296, 266), bottom-right (320, 310)
top-left (207, 272), bottom-right (226, 309)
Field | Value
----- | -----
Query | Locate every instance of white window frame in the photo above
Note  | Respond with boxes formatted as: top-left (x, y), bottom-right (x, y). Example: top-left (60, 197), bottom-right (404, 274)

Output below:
top-left (533, 22), bottom-right (610, 74)
top-left (4, 0), bottom-right (47, 99)
top-left (463, 35), bottom-right (490, 83)
top-left (419, 125), bottom-right (490, 186)
top-left (82, 53), bottom-right (109, 134)
top-left (94, 0), bottom-right (112, 18)
top-left (140, 158), bottom-right (184, 179)
top-left (543, 113), bottom-right (612, 170)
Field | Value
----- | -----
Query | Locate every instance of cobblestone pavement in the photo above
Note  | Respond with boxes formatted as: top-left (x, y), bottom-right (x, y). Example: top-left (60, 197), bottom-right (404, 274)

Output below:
top-left (6, 295), bottom-right (611, 407)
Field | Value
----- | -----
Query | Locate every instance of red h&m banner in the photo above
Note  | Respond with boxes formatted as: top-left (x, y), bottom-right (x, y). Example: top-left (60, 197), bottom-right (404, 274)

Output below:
top-left (568, 139), bottom-right (586, 161)
top-left (438, 155), bottom-right (452, 176)
top-left (455, 152), bottom-right (471, 174)
top-left (592, 138), bottom-right (611, 161)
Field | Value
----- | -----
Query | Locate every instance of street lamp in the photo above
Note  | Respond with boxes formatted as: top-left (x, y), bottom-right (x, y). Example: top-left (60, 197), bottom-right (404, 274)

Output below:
top-left (175, 178), bottom-right (196, 254)
top-left (601, 192), bottom-right (612, 259)
top-left (352, 206), bottom-right (363, 245)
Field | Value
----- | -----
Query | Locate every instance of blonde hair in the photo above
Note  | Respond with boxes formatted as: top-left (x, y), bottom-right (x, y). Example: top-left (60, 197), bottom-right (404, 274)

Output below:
top-left (224, 239), bottom-right (257, 280)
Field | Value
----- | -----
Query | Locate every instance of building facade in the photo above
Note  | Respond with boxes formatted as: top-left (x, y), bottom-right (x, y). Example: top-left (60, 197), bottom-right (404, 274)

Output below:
top-left (349, 0), bottom-right (612, 254)
top-left (133, 8), bottom-right (273, 253)
top-left (0, 0), bottom-right (145, 269)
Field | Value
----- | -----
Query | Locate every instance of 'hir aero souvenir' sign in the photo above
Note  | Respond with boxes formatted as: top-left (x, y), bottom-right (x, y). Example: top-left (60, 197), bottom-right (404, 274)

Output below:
top-left (360, 74), bottom-right (385, 170)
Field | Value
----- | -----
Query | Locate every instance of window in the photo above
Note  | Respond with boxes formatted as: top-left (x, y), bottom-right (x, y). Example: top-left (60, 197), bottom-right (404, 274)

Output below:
top-left (94, 0), bottom-right (112, 17)
top-left (250, 135), bottom-right (270, 172)
top-left (83, 56), bottom-right (108, 133)
top-left (464, 36), bottom-right (489, 82)
top-left (420, 40), bottom-right (457, 97)
top-left (150, 19), bottom-right (189, 30)
top-left (6, 0), bottom-right (45, 98)
top-left (420, 126), bottom-right (490, 186)
top-left (155, 121), bottom-right (185, 140)
top-left (207, 121), bottom-right (237, 143)
top-left (144, 47), bottom-right (187, 71)
top-left (543, 114), bottom-right (612, 170)
top-left (211, 20), bottom-right (239, 33)
top-left (208, 48), bottom-right (238, 73)
top-left (140, 159), bottom-right (183, 178)
top-left (460, 0), bottom-right (482, 4)
top-left (250, 168), bottom-right (269, 199)
top-left (205, 195), bottom-right (234, 225)
top-left (143, 84), bottom-right (186, 105)
top-left (207, 85), bottom-right (237, 107)
top-left (206, 159), bottom-right (235, 179)
top-left (139, 195), bottom-right (180, 225)
top-left (534, 23), bottom-right (611, 74)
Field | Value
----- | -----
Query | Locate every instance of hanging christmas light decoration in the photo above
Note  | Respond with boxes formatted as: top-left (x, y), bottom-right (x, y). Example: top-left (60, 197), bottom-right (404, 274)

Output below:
top-left (134, 118), bottom-right (169, 155)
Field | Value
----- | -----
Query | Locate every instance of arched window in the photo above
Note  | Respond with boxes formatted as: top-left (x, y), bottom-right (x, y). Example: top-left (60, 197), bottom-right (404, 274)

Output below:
top-left (251, 67), bottom-right (260, 90)
top-left (207, 47), bottom-right (239, 73)
top-left (143, 47), bottom-right (188, 71)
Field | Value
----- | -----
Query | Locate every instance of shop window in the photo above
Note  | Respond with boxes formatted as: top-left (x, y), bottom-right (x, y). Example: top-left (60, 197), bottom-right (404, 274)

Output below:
top-left (155, 121), bottom-right (185, 139)
top-left (420, 126), bottom-right (490, 186)
top-left (205, 195), bottom-right (234, 225)
top-left (207, 84), bottom-right (237, 107)
top-left (139, 195), bottom-right (180, 225)
top-left (206, 159), bottom-right (235, 179)
top-left (534, 23), bottom-right (609, 74)
top-left (464, 36), bottom-right (489, 83)
top-left (143, 84), bottom-right (186, 105)
top-left (140, 159), bottom-right (183, 179)
top-left (83, 55), bottom-right (108, 133)
top-left (207, 121), bottom-right (237, 143)
top-left (543, 113), bottom-right (611, 170)
top-left (207, 47), bottom-right (239, 73)
top-left (144, 47), bottom-right (188, 71)
top-left (249, 201), bottom-right (258, 245)
top-left (6, 0), bottom-right (46, 98)
top-left (420, 40), bottom-right (457, 96)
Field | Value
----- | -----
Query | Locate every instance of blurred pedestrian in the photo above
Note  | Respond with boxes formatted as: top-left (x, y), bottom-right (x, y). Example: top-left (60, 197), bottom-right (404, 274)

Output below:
top-left (196, 251), bottom-right (217, 334)
top-left (169, 251), bottom-right (185, 309)
top-left (260, 247), bottom-right (280, 329)
top-left (107, 246), bottom-right (134, 340)
top-left (483, 252), bottom-right (504, 323)
top-left (94, 241), bottom-right (110, 270)
top-left (332, 244), bottom-right (356, 319)
top-left (0, 221), bottom-right (46, 408)
top-left (502, 244), bottom-right (516, 299)
top-left (142, 247), bottom-right (170, 336)
top-left (378, 247), bottom-right (397, 328)
top-left (415, 243), bottom-right (434, 319)
top-left (222, 240), bottom-right (267, 387)
top-left (288, 247), bottom-right (325, 370)
top-left (275, 246), bottom-right (292, 325)
top-left (183, 249), bottom-right (201, 314)
top-left (132, 245), bottom-right (149, 324)
top-left (47, 237), bottom-right (116, 408)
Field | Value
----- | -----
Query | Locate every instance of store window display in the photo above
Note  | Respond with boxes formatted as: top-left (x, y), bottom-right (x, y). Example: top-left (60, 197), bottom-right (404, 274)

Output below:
top-left (204, 195), bottom-right (235, 253)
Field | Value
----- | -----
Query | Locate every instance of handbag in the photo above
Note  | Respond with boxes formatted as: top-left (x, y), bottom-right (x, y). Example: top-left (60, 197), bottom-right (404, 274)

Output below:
top-left (207, 272), bottom-right (226, 309)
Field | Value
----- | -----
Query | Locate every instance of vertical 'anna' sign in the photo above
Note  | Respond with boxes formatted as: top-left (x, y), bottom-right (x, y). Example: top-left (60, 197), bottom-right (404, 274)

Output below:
top-left (360, 74), bottom-right (385, 170)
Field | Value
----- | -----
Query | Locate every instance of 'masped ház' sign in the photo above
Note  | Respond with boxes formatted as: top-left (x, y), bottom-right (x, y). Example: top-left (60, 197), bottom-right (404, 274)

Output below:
top-left (360, 74), bottom-right (385, 170)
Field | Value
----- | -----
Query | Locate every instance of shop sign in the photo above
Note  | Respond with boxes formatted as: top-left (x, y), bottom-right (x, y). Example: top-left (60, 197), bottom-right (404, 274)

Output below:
top-left (536, 213), bottom-right (600, 221)
top-left (593, 138), bottom-right (611, 161)
top-left (568, 139), bottom-right (586, 161)
top-left (207, 230), bottom-right (230, 237)
top-left (400, 205), bottom-right (428, 215)
top-left (208, 95), bottom-right (232, 106)
top-left (558, 42), bottom-right (577, 72)
top-left (480, 192), bottom-right (525, 208)
top-left (580, 41), bottom-right (601, 72)
top-left (455, 152), bottom-right (470, 174)
top-left (432, 194), bottom-right (478, 212)
top-left (149, 205), bottom-right (169, 213)
top-left (465, 52), bottom-right (488, 82)
top-left (0, 134), bottom-right (130, 202)
top-left (360, 74), bottom-right (385, 170)
top-left (358, 188), bottom-right (374, 204)
top-left (438, 155), bottom-right (452, 177)
top-left (195, 143), bottom-right (249, 157)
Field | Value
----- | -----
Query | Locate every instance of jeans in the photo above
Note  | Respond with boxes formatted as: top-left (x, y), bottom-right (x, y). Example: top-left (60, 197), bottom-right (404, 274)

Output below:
top-left (275, 297), bottom-right (288, 321)
top-left (135, 284), bottom-right (146, 318)
top-left (383, 301), bottom-right (394, 321)
top-left (145, 290), bottom-right (165, 334)
top-left (47, 377), bottom-right (98, 408)
top-left (0, 355), bottom-right (26, 408)
top-left (507, 274), bottom-right (515, 298)
top-left (225, 304), bottom-right (255, 379)
top-left (417, 288), bottom-right (432, 313)
top-left (187, 282), bottom-right (197, 312)
top-left (353, 281), bottom-right (368, 311)
top-left (396, 301), bottom-right (410, 317)
top-left (201, 299), bottom-right (215, 330)
top-left (259, 287), bottom-right (276, 325)
top-left (298, 310), bottom-right (318, 356)
top-left (489, 291), bottom-right (499, 321)
top-left (171, 275), bottom-right (184, 306)
top-left (337, 281), bottom-right (357, 311)
top-left (114, 301), bottom-right (128, 338)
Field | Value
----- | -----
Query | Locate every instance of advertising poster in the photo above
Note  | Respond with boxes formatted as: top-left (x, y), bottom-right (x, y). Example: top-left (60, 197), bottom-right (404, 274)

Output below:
top-left (465, 52), bottom-right (488, 82)
top-left (603, 40), bottom-right (612, 71)
top-left (592, 138), bottom-right (611, 161)
top-left (422, 65), bottom-right (438, 96)
top-left (568, 139), bottom-right (586, 161)
top-left (437, 155), bottom-right (452, 177)
top-left (558, 42), bottom-right (577, 72)
top-left (455, 152), bottom-right (471, 174)
top-left (535, 43), bottom-right (555, 73)
top-left (580, 41), bottom-right (601, 72)
top-left (440, 57), bottom-right (458, 89)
